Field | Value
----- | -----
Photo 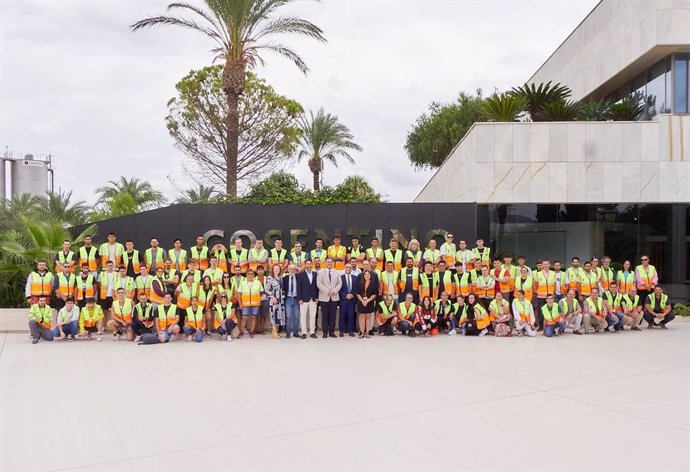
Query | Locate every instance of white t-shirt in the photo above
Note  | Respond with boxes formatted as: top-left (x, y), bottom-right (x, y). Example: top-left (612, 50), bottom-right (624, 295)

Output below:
top-left (58, 306), bottom-right (80, 324)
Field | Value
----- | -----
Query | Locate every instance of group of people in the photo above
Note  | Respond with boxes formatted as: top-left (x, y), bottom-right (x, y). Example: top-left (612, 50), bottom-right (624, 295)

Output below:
top-left (25, 231), bottom-right (677, 344)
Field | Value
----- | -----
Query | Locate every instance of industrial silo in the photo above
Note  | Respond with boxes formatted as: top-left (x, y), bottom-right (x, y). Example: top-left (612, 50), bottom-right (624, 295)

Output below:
top-left (0, 159), bottom-right (6, 200)
top-left (10, 154), bottom-right (49, 197)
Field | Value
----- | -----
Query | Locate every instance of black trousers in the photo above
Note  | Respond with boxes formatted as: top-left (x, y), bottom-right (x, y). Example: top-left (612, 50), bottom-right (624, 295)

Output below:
top-left (643, 312), bottom-right (675, 326)
top-left (320, 300), bottom-right (337, 335)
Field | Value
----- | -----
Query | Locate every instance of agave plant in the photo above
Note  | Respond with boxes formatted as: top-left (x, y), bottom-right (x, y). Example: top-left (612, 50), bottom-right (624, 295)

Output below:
top-left (510, 81), bottom-right (572, 121)
top-left (578, 98), bottom-right (612, 121)
top-left (482, 93), bottom-right (526, 122)
top-left (536, 99), bottom-right (582, 121)
top-left (607, 96), bottom-right (645, 121)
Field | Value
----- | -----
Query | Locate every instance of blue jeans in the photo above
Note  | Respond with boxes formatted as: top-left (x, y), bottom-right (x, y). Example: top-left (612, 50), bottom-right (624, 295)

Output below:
top-left (53, 321), bottom-right (78, 338)
top-left (183, 326), bottom-right (204, 342)
top-left (284, 297), bottom-right (300, 335)
top-left (216, 319), bottom-right (236, 335)
top-left (242, 306), bottom-right (260, 316)
top-left (609, 312), bottom-right (624, 328)
top-left (339, 299), bottom-right (356, 333)
top-left (544, 321), bottom-right (566, 337)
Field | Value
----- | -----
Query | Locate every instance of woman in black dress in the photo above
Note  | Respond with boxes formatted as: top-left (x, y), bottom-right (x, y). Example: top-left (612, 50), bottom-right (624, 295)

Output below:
top-left (356, 270), bottom-right (377, 339)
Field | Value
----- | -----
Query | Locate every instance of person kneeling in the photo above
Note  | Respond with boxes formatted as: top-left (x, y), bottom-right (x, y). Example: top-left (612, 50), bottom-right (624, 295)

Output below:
top-left (184, 296), bottom-right (205, 342)
top-left (398, 293), bottom-right (421, 337)
top-left (156, 293), bottom-right (180, 343)
top-left (28, 296), bottom-right (54, 344)
top-left (214, 295), bottom-right (237, 341)
top-left (512, 290), bottom-right (536, 337)
top-left (132, 292), bottom-right (156, 342)
top-left (541, 294), bottom-right (565, 337)
top-left (54, 297), bottom-right (80, 341)
top-left (377, 293), bottom-right (399, 336)
top-left (79, 297), bottom-right (104, 341)
top-left (643, 286), bottom-right (675, 329)
top-left (107, 288), bottom-right (134, 341)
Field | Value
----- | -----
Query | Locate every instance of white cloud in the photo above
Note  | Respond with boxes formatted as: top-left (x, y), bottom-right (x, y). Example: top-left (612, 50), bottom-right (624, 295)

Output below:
top-left (0, 0), bottom-right (598, 203)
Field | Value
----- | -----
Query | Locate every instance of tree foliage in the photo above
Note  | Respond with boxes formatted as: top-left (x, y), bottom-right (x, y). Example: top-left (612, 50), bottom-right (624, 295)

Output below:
top-left (482, 93), bottom-right (526, 122)
top-left (405, 91), bottom-right (487, 169)
top-left (510, 81), bottom-right (571, 121)
top-left (175, 184), bottom-right (225, 204)
top-left (96, 177), bottom-right (165, 210)
top-left (166, 66), bottom-right (303, 192)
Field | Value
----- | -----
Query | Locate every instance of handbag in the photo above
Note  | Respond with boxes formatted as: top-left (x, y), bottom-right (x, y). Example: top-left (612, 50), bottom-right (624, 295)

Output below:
top-left (494, 322), bottom-right (512, 337)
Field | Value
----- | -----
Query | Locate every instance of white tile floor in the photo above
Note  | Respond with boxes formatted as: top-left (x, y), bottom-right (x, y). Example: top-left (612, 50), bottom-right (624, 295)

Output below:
top-left (1, 322), bottom-right (688, 472)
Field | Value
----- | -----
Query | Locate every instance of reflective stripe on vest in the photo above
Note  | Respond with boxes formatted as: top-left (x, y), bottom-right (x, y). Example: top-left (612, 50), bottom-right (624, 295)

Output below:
top-left (579, 272), bottom-right (598, 296)
top-left (536, 271), bottom-right (555, 298)
top-left (79, 246), bottom-right (98, 272)
top-left (617, 271), bottom-right (635, 294)
top-left (123, 250), bottom-right (142, 273)
top-left (168, 249), bottom-right (187, 271)
top-left (57, 273), bottom-right (76, 298)
top-left (29, 271), bottom-right (52, 297)
top-left (177, 283), bottom-right (197, 309)
top-left (190, 246), bottom-right (210, 270)
top-left (647, 293), bottom-right (667, 309)
top-left (514, 276), bottom-right (533, 300)
top-left (157, 304), bottom-right (178, 330)
top-left (76, 275), bottom-right (95, 300)
top-left (112, 298), bottom-right (133, 323)
top-left (240, 280), bottom-right (262, 307)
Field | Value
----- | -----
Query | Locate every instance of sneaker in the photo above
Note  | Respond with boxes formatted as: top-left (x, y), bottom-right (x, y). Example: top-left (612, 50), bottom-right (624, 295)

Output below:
top-left (96, 335), bottom-right (102, 342)
top-left (301, 334), bottom-right (306, 339)
top-left (238, 333), bottom-right (244, 339)
top-left (479, 329), bottom-right (488, 337)
top-left (286, 333), bottom-right (291, 339)
top-left (249, 332), bottom-right (255, 338)
top-left (204, 332), bottom-right (212, 338)
top-left (631, 326), bottom-right (641, 331)
top-left (187, 335), bottom-right (193, 341)
top-left (573, 330), bottom-right (583, 335)
top-left (409, 331), bottom-right (416, 338)
top-left (222, 333), bottom-right (228, 341)
top-left (31, 337), bottom-right (39, 344)
top-left (349, 331), bottom-right (355, 337)
top-left (448, 329), bottom-right (457, 336)
top-left (660, 324), bottom-right (668, 330)
top-left (516, 331), bottom-right (523, 337)
top-left (67, 337), bottom-right (75, 342)
top-left (310, 333), bottom-right (317, 339)
top-left (647, 323), bottom-right (654, 329)
top-left (134, 335), bottom-right (141, 343)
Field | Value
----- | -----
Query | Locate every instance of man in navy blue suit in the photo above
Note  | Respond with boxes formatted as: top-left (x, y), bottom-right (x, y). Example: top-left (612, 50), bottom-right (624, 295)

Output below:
top-left (339, 262), bottom-right (357, 337)
top-left (296, 259), bottom-right (319, 339)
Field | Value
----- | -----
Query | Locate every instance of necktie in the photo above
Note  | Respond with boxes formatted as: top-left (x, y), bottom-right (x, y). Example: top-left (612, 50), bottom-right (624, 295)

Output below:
top-left (290, 276), bottom-right (294, 296)
top-left (347, 275), bottom-right (351, 292)
top-left (328, 270), bottom-right (332, 282)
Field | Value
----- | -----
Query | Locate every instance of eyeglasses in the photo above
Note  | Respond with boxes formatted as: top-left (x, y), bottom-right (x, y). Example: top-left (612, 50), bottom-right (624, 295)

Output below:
top-left (223, 275), bottom-right (230, 278)
top-left (641, 258), bottom-right (649, 261)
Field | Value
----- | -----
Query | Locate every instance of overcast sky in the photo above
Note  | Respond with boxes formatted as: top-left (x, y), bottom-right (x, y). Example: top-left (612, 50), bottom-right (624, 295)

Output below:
top-left (0, 0), bottom-right (598, 204)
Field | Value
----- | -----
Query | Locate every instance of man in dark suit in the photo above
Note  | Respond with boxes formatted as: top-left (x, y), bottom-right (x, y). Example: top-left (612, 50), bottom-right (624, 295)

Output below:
top-left (338, 262), bottom-right (357, 337)
top-left (296, 259), bottom-right (319, 339)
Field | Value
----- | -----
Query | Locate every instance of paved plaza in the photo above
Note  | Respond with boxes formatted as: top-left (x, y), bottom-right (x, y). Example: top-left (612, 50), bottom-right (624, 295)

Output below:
top-left (1, 321), bottom-right (688, 472)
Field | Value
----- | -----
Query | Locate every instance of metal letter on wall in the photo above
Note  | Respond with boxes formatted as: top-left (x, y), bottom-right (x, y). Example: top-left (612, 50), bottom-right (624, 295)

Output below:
top-left (263, 230), bottom-right (282, 249)
top-left (230, 230), bottom-right (257, 247)
top-left (203, 230), bottom-right (225, 247)
top-left (290, 229), bottom-right (308, 247)
top-left (314, 229), bottom-right (331, 246)
top-left (347, 229), bottom-right (370, 242)
top-left (425, 229), bottom-right (448, 247)
top-left (389, 229), bottom-right (418, 250)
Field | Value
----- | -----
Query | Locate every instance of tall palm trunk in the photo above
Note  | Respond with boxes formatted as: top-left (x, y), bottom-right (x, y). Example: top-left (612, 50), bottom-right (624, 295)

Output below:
top-left (308, 157), bottom-right (321, 192)
top-left (222, 60), bottom-right (246, 198)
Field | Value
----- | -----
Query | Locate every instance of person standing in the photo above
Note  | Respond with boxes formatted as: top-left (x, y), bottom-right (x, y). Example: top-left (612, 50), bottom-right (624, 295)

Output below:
top-left (266, 263), bottom-right (286, 339)
top-left (229, 237), bottom-right (249, 274)
top-left (347, 237), bottom-right (365, 270)
top-left (384, 239), bottom-right (403, 272)
top-left (269, 238), bottom-right (289, 273)
top-left (282, 264), bottom-right (300, 339)
top-left (565, 257), bottom-right (583, 298)
top-left (97, 260), bottom-right (117, 325)
top-left (75, 264), bottom-right (97, 309)
top-left (168, 238), bottom-right (187, 272)
top-left (211, 243), bottom-right (229, 273)
top-left (123, 240), bottom-right (142, 278)
top-left (25, 260), bottom-right (53, 306)
top-left (471, 238), bottom-right (491, 268)
top-left (237, 269), bottom-right (263, 338)
top-left (54, 262), bottom-right (76, 314)
top-left (289, 242), bottom-right (307, 271)
top-left (617, 260), bottom-right (635, 295)
top-left (405, 239), bottom-right (423, 268)
top-left (114, 265), bottom-right (136, 300)
top-left (399, 257), bottom-right (420, 303)
top-left (455, 240), bottom-right (473, 272)
top-left (356, 270), bottom-right (377, 338)
top-left (55, 240), bottom-right (75, 274)
top-left (643, 285), bottom-right (675, 329)
top-left (419, 261), bottom-right (439, 302)
top-left (578, 261), bottom-right (599, 303)
top-left (635, 255), bottom-right (658, 307)
top-left (436, 261), bottom-right (455, 300)
top-left (422, 239), bottom-right (441, 270)
top-left (296, 260), bottom-right (319, 339)
top-left (440, 233), bottom-right (456, 268)
top-left (145, 238), bottom-right (166, 272)
top-left (380, 261), bottom-right (399, 299)
top-left (327, 235), bottom-right (347, 271)
top-left (316, 258), bottom-right (342, 338)
top-left (365, 237), bottom-right (384, 271)
top-left (98, 232), bottom-right (124, 269)
top-left (190, 235), bottom-right (210, 271)
top-left (28, 296), bottom-right (54, 344)
top-left (78, 235), bottom-right (99, 276)
top-left (475, 264), bottom-right (495, 309)
top-left (339, 263), bottom-right (357, 337)
top-left (248, 240), bottom-right (268, 275)
top-left (534, 259), bottom-right (555, 330)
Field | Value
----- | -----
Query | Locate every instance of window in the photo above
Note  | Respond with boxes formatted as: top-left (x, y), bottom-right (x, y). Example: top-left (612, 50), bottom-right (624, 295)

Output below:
top-left (674, 55), bottom-right (689, 113)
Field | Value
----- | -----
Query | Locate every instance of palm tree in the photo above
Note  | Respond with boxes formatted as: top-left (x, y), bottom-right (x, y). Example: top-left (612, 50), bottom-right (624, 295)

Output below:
top-left (131, 0), bottom-right (325, 197)
top-left (536, 99), bottom-right (582, 121)
top-left (37, 190), bottom-right (90, 227)
top-left (336, 176), bottom-right (381, 201)
top-left (175, 184), bottom-right (222, 204)
top-left (95, 177), bottom-right (166, 210)
top-left (482, 93), bottom-right (527, 122)
top-left (510, 81), bottom-right (571, 122)
top-left (0, 193), bottom-right (42, 234)
top-left (297, 108), bottom-right (362, 192)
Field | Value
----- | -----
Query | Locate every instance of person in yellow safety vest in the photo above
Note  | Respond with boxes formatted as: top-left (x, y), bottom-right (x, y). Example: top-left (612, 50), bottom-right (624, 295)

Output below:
top-left (144, 238), bottom-right (166, 272)
top-left (25, 260), bottom-right (53, 306)
top-left (310, 238), bottom-right (326, 264)
top-left (161, 258), bottom-right (179, 294)
top-left (107, 287), bottom-right (134, 341)
top-left (466, 293), bottom-right (490, 336)
top-left (156, 293), bottom-right (180, 342)
top-left (347, 237), bottom-right (365, 270)
top-left (149, 267), bottom-right (167, 307)
top-left (229, 265), bottom-right (244, 307)
top-left (180, 260), bottom-right (202, 284)
top-left (398, 257), bottom-right (420, 303)
top-left (198, 275), bottom-right (216, 337)
top-left (238, 269), bottom-right (263, 339)
top-left (534, 259), bottom-right (555, 329)
top-left (552, 260), bottom-right (564, 300)
top-left (452, 261), bottom-right (473, 299)
top-left (248, 240), bottom-right (268, 274)
top-left (488, 290), bottom-right (510, 325)
top-left (214, 294), bottom-right (237, 341)
top-left (603, 281), bottom-right (625, 332)
top-left (114, 265), bottom-right (136, 300)
top-left (79, 235), bottom-right (99, 275)
top-left (558, 289), bottom-right (583, 335)
top-left (635, 255), bottom-right (658, 309)
top-left (28, 295), bottom-right (54, 343)
top-left (475, 265), bottom-right (495, 307)
top-left (436, 261), bottom-right (455, 299)
top-left (210, 243), bottom-right (228, 273)
top-left (405, 238), bottom-right (423, 268)
top-left (598, 256), bottom-right (615, 294)
top-left (203, 256), bottom-right (224, 288)
top-left (578, 261), bottom-right (599, 303)
top-left (471, 238), bottom-right (491, 268)
top-left (621, 286), bottom-right (643, 330)
top-left (455, 239), bottom-right (473, 272)
top-left (376, 293), bottom-right (399, 336)
top-left (365, 237), bottom-right (384, 271)
top-left (79, 297), bottom-right (104, 341)
top-left (175, 273), bottom-right (198, 334)
top-left (643, 285), bottom-right (675, 329)
top-left (513, 266), bottom-right (534, 302)
top-left (98, 232), bottom-right (124, 269)
top-left (75, 263), bottom-right (97, 308)
top-left (583, 288), bottom-right (608, 333)
top-left (617, 260), bottom-right (635, 295)
top-left (440, 232), bottom-right (456, 268)
top-left (288, 241), bottom-right (307, 271)
top-left (98, 260), bottom-right (117, 322)
top-left (269, 237), bottom-right (289, 273)
top-left (135, 265), bottom-right (154, 301)
top-left (564, 256), bottom-right (583, 296)
top-left (229, 237), bottom-right (249, 274)
top-left (397, 293), bottom-right (420, 336)
top-left (380, 261), bottom-right (400, 297)
top-left (168, 238), bottom-right (187, 272)
top-left (122, 240), bottom-right (141, 278)
top-left (184, 296), bottom-right (206, 342)
top-left (419, 261), bottom-right (439, 302)
top-left (512, 289), bottom-right (536, 337)
top-left (492, 258), bottom-right (511, 301)
top-left (384, 239), bottom-right (404, 272)
top-left (131, 291), bottom-right (156, 342)
top-left (541, 294), bottom-right (565, 337)
top-left (453, 294), bottom-right (469, 334)
top-left (422, 239), bottom-right (441, 270)
top-left (591, 257), bottom-right (604, 282)
top-left (190, 235), bottom-right (210, 271)
top-left (54, 239), bottom-right (75, 274)
top-left (502, 255), bottom-right (517, 292)
top-left (327, 235), bottom-right (347, 271)
top-left (54, 262), bottom-right (76, 312)
top-left (435, 291), bottom-right (456, 335)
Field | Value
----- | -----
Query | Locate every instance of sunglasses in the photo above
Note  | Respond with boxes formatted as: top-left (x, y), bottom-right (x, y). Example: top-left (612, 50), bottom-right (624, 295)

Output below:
top-left (641, 258), bottom-right (649, 261)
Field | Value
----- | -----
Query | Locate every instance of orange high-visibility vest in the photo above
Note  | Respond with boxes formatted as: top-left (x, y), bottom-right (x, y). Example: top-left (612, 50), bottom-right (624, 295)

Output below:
top-left (535, 271), bottom-right (555, 298)
top-left (28, 271), bottom-right (53, 297)
top-left (579, 272), bottom-right (598, 297)
top-left (157, 304), bottom-right (178, 330)
top-left (240, 279), bottom-right (262, 307)
top-left (327, 246), bottom-right (347, 270)
top-left (177, 283), bottom-right (197, 310)
top-left (112, 298), bottom-right (133, 323)
top-left (495, 268), bottom-right (511, 294)
top-left (79, 246), bottom-right (98, 272)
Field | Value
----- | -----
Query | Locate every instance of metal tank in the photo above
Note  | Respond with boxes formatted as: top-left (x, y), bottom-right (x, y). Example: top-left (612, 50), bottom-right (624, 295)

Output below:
top-left (0, 159), bottom-right (6, 199)
top-left (10, 154), bottom-right (49, 197)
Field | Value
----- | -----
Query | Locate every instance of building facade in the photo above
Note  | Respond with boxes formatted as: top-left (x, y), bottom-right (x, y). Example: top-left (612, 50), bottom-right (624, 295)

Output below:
top-left (415, 0), bottom-right (690, 299)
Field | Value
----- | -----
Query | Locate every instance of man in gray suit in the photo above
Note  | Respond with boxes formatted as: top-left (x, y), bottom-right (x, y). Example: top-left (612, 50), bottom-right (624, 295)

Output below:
top-left (317, 257), bottom-right (342, 338)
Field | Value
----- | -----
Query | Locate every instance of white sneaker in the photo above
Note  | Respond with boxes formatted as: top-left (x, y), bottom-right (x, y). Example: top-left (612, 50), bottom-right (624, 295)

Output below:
top-left (135, 335), bottom-right (141, 343)
top-left (113, 333), bottom-right (120, 342)
top-left (96, 335), bottom-right (102, 342)
top-left (448, 329), bottom-right (457, 336)
top-left (479, 329), bottom-right (488, 337)
top-left (517, 331), bottom-right (523, 337)
top-left (187, 335), bottom-right (193, 342)
top-left (226, 335), bottom-right (232, 342)
top-left (221, 333), bottom-right (228, 341)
